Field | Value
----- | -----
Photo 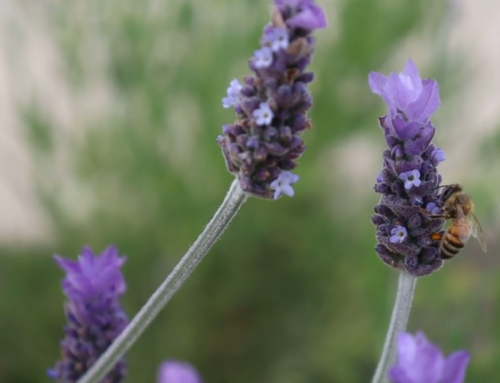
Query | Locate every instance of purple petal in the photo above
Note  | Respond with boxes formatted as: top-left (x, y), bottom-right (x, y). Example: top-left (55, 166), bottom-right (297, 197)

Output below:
top-left (387, 72), bottom-right (418, 112)
top-left (158, 361), bottom-right (203, 383)
top-left (407, 79), bottom-right (440, 122)
top-left (287, 3), bottom-right (327, 30)
top-left (441, 351), bottom-right (470, 383)
top-left (388, 367), bottom-right (412, 383)
top-left (404, 124), bottom-right (435, 156)
top-left (392, 119), bottom-right (422, 141)
top-left (368, 72), bottom-right (388, 96)
top-left (396, 332), bottom-right (419, 366)
top-left (394, 332), bottom-right (446, 383)
top-left (401, 59), bottom-right (423, 94)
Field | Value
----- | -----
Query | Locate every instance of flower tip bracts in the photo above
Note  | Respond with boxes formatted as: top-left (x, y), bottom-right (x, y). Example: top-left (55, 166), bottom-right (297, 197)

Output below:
top-left (389, 331), bottom-right (470, 383)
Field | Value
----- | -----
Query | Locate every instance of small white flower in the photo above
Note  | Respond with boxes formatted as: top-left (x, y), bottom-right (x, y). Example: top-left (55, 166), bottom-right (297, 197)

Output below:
top-left (390, 225), bottom-right (408, 243)
top-left (270, 171), bottom-right (300, 199)
top-left (222, 79), bottom-right (242, 108)
top-left (433, 148), bottom-right (445, 163)
top-left (253, 47), bottom-right (273, 69)
top-left (399, 169), bottom-right (421, 190)
top-left (266, 28), bottom-right (289, 52)
top-left (253, 102), bottom-right (273, 126)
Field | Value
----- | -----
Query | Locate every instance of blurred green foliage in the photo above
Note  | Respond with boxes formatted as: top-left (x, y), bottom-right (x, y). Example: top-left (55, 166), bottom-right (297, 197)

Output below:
top-left (1, 0), bottom-right (498, 382)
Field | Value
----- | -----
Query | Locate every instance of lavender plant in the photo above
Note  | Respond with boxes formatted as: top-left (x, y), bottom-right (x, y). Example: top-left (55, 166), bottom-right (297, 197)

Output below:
top-left (74, 2), bottom-right (326, 382)
top-left (48, 246), bottom-right (128, 383)
top-left (368, 60), bottom-right (447, 383)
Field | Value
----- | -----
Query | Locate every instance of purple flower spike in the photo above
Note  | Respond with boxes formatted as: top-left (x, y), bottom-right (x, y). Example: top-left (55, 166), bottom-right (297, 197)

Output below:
top-left (47, 246), bottom-right (128, 383)
top-left (218, 0), bottom-right (326, 199)
top-left (389, 332), bottom-right (470, 383)
top-left (158, 361), bottom-right (203, 383)
top-left (370, 60), bottom-right (446, 276)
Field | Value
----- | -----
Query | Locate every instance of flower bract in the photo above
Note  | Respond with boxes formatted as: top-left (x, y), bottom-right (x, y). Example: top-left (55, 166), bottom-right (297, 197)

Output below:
top-left (389, 332), bottom-right (470, 383)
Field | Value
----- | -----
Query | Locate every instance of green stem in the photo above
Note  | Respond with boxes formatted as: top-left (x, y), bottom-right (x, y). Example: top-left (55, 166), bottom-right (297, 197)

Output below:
top-left (371, 271), bottom-right (417, 383)
top-left (77, 179), bottom-right (247, 383)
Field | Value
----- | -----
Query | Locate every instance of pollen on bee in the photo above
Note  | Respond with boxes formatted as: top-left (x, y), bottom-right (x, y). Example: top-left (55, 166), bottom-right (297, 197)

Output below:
top-left (430, 232), bottom-right (443, 241)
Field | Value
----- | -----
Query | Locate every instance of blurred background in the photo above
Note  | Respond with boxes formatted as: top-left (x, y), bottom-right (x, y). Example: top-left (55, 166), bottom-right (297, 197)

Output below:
top-left (0, 0), bottom-right (499, 382)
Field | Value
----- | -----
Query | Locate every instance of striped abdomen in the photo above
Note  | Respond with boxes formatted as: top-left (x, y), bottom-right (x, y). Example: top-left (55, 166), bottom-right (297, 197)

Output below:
top-left (440, 219), bottom-right (470, 259)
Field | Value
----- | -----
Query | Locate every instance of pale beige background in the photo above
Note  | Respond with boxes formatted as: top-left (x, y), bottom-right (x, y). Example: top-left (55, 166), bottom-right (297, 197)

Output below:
top-left (0, 0), bottom-right (498, 242)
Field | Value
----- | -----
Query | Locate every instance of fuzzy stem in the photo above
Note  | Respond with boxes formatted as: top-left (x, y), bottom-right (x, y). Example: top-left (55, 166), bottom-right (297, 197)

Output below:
top-left (371, 271), bottom-right (417, 383)
top-left (77, 179), bottom-right (247, 383)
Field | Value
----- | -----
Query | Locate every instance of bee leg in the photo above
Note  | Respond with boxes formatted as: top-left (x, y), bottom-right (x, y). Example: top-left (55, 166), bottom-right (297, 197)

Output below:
top-left (419, 207), bottom-right (430, 216)
top-left (419, 207), bottom-right (446, 219)
top-left (428, 214), bottom-right (447, 219)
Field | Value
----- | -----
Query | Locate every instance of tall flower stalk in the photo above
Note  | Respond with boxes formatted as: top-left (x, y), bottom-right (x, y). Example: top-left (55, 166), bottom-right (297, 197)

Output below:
top-left (76, 3), bottom-right (326, 382)
top-left (368, 60), bottom-right (446, 383)
top-left (371, 272), bottom-right (417, 383)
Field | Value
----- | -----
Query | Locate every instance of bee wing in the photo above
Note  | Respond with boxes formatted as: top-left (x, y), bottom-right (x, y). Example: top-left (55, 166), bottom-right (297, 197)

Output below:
top-left (452, 205), bottom-right (472, 243)
top-left (467, 213), bottom-right (487, 252)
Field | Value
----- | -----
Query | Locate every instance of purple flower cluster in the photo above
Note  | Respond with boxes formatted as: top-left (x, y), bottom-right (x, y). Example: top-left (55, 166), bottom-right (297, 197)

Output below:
top-left (218, 0), bottom-right (327, 199)
top-left (48, 246), bottom-right (128, 383)
top-left (369, 59), bottom-right (446, 276)
top-left (389, 332), bottom-right (470, 383)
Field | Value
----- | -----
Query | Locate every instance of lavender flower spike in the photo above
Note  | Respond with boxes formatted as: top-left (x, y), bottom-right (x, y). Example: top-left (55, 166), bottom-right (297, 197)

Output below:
top-left (389, 332), bottom-right (470, 383)
top-left (158, 361), bottom-right (203, 383)
top-left (48, 246), bottom-right (128, 383)
top-left (218, 0), bottom-right (327, 199)
top-left (370, 59), bottom-right (446, 277)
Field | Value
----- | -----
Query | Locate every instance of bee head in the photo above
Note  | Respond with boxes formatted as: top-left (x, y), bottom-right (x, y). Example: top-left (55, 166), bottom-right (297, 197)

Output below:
top-left (438, 183), bottom-right (462, 202)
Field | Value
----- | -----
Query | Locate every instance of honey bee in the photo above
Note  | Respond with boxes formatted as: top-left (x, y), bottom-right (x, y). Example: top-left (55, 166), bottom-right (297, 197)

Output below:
top-left (426, 184), bottom-right (487, 259)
